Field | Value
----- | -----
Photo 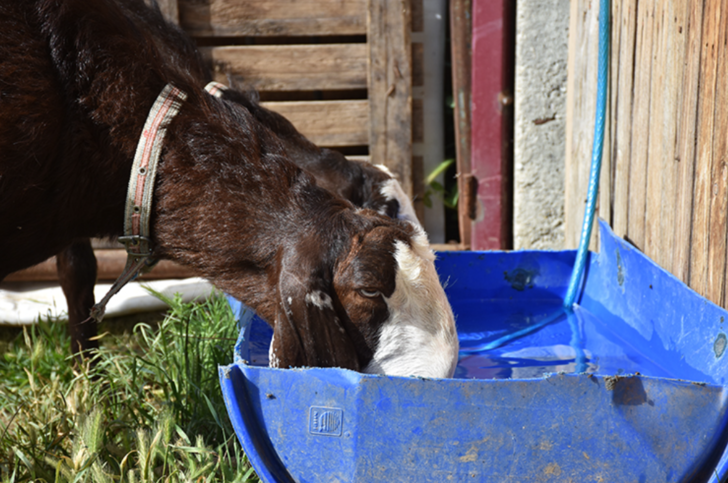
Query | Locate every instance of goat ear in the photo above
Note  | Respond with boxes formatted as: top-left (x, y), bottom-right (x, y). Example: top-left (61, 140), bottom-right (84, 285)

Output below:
top-left (270, 273), bottom-right (360, 371)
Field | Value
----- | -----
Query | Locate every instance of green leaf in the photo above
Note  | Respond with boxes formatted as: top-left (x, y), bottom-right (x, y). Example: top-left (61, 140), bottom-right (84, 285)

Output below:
top-left (445, 189), bottom-right (460, 209)
top-left (424, 159), bottom-right (455, 186)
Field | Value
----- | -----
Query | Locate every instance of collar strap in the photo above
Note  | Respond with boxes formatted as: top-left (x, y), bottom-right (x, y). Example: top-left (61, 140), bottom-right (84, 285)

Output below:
top-left (89, 84), bottom-right (187, 323)
top-left (205, 81), bottom-right (228, 98)
top-left (123, 83), bottom-right (187, 256)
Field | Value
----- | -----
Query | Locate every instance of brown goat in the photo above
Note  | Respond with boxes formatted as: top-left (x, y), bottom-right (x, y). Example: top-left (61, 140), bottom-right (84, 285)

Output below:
top-left (0, 0), bottom-right (458, 376)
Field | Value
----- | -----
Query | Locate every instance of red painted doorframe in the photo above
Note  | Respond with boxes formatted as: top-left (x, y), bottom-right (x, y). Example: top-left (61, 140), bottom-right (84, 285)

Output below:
top-left (469, 0), bottom-right (515, 250)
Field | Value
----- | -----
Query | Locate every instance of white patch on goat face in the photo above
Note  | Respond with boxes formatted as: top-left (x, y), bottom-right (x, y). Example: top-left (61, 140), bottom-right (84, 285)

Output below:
top-left (269, 332), bottom-right (280, 368)
top-left (375, 165), bottom-right (421, 226)
top-left (304, 291), bottom-right (333, 310)
top-left (363, 234), bottom-right (459, 378)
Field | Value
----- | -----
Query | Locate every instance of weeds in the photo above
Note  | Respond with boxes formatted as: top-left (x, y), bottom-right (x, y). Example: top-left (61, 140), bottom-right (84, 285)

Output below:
top-left (0, 291), bottom-right (260, 483)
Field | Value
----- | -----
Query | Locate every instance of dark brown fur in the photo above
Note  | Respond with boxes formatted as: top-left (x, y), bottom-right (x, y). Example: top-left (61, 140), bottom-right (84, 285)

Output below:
top-left (0, 0), bottom-right (416, 369)
top-left (213, 87), bottom-right (401, 218)
top-left (122, 0), bottom-right (403, 218)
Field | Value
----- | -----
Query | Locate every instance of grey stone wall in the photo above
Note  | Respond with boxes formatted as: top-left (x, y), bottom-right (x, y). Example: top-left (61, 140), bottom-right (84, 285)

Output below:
top-left (513, 0), bottom-right (570, 249)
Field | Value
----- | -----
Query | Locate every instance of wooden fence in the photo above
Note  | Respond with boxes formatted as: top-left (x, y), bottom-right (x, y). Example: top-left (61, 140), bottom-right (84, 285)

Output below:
top-left (176, 0), bottom-right (413, 197)
top-left (567, 0), bottom-right (728, 308)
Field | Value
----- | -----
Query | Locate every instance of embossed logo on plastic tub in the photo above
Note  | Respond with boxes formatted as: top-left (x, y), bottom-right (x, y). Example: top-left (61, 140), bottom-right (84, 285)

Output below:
top-left (309, 407), bottom-right (343, 437)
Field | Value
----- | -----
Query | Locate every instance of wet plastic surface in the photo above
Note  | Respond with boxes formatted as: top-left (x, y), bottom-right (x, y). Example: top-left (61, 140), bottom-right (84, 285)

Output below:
top-left (221, 221), bottom-right (728, 482)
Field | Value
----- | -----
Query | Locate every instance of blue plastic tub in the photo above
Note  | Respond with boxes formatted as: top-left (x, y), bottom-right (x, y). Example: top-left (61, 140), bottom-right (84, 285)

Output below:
top-left (220, 221), bottom-right (728, 482)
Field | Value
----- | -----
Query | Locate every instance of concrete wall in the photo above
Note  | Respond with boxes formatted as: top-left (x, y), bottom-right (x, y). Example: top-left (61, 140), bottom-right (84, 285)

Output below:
top-left (513, 0), bottom-right (570, 249)
top-left (413, 0), bottom-right (447, 243)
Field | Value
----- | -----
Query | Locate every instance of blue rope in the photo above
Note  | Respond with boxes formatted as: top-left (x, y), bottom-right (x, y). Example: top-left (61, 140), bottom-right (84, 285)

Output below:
top-left (563, 0), bottom-right (611, 308)
top-left (459, 309), bottom-right (567, 354)
top-left (462, 0), bottom-right (611, 355)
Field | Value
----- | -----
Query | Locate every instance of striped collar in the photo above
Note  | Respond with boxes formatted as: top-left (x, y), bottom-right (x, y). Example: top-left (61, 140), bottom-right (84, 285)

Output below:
top-left (205, 81), bottom-right (228, 98)
top-left (90, 84), bottom-right (187, 323)
top-left (122, 83), bottom-right (187, 256)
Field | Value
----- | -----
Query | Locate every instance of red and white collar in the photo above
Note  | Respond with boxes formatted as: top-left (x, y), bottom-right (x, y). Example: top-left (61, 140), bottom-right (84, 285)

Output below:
top-left (122, 83), bottom-right (187, 256)
top-left (205, 81), bottom-right (228, 98)
top-left (90, 83), bottom-right (187, 322)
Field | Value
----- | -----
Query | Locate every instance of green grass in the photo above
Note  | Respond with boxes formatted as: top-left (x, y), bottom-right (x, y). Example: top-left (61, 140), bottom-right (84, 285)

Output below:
top-left (0, 290), bottom-right (260, 483)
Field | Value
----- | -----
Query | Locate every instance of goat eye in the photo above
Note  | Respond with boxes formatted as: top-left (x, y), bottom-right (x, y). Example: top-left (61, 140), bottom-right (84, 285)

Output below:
top-left (358, 289), bottom-right (381, 298)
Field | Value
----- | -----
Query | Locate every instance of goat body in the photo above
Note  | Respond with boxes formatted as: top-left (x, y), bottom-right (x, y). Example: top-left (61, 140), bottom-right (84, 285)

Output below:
top-left (0, 0), bottom-right (458, 377)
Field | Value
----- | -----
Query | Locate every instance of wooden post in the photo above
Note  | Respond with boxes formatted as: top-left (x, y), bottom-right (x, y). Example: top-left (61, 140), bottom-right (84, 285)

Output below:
top-left (672, 0), bottom-right (703, 285)
top-left (450, 0), bottom-right (473, 249)
top-left (469, 0), bottom-right (514, 250)
top-left (368, 0), bottom-right (413, 199)
top-left (690, 0), bottom-right (724, 299)
top-left (610, 1), bottom-right (637, 241)
top-left (565, 0), bottom-right (601, 250)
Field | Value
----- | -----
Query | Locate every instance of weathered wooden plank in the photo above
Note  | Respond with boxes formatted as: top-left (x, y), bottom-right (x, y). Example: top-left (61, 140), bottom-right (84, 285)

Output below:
top-left (564, 0), bottom-right (581, 249)
top-left (430, 243), bottom-right (464, 252)
top-left (601, 0), bottom-right (621, 233)
top-left (672, 0), bottom-right (704, 284)
top-left (708, 5), bottom-right (728, 306)
top-left (345, 155), bottom-right (371, 164)
top-left (689, 0), bottom-right (722, 296)
top-left (565, 0), bottom-right (600, 249)
top-left (450, 0), bottom-right (473, 248)
top-left (643, 1), bottom-right (670, 266)
top-left (652, 0), bottom-right (689, 276)
top-left (626, 0), bottom-right (656, 251)
top-left (5, 251), bottom-right (196, 282)
top-left (179, 0), bottom-right (367, 37)
top-left (368, 0), bottom-right (413, 197)
top-left (202, 44), bottom-right (367, 92)
top-left (261, 100), bottom-right (369, 147)
top-left (611, 0), bottom-right (638, 240)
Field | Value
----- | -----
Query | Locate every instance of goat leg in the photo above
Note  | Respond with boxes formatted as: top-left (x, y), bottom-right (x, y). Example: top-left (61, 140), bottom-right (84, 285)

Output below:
top-left (56, 239), bottom-right (99, 356)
